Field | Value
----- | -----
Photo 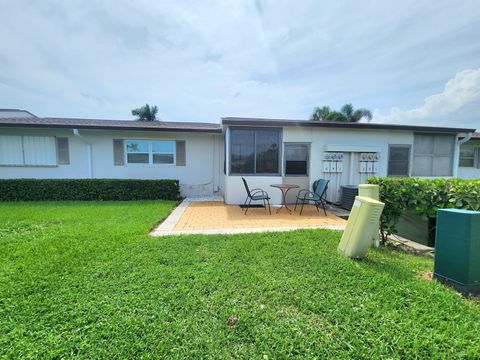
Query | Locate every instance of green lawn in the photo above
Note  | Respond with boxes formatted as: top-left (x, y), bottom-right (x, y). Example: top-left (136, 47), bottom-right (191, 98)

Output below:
top-left (1, 202), bottom-right (479, 359)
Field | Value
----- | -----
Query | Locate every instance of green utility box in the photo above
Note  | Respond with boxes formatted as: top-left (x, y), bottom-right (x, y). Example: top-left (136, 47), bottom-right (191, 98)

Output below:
top-left (358, 184), bottom-right (380, 245)
top-left (434, 209), bottom-right (480, 295)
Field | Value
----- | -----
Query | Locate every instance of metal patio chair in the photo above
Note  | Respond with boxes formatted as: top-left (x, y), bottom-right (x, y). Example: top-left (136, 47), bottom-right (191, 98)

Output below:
top-left (241, 177), bottom-right (271, 215)
top-left (294, 179), bottom-right (329, 216)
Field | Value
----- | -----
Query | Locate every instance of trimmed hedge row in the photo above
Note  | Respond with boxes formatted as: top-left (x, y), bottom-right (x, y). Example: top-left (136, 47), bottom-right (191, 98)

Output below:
top-left (0, 179), bottom-right (180, 201)
top-left (367, 177), bottom-right (480, 242)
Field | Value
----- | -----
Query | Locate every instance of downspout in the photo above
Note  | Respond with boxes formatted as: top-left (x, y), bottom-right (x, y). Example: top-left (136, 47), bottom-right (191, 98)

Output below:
top-left (453, 132), bottom-right (473, 177)
top-left (73, 129), bottom-right (93, 178)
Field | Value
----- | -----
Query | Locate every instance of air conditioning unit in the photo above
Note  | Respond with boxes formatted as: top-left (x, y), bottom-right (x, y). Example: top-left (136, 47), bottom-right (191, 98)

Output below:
top-left (340, 185), bottom-right (359, 210)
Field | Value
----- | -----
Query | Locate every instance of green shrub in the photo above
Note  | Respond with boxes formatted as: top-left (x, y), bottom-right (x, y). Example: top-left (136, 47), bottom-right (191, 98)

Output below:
top-left (0, 179), bottom-right (180, 201)
top-left (367, 177), bottom-right (480, 242)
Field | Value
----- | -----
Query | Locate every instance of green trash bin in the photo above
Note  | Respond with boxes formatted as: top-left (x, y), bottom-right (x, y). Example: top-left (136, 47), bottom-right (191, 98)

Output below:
top-left (358, 184), bottom-right (380, 246)
top-left (433, 209), bottom-right (480, 295)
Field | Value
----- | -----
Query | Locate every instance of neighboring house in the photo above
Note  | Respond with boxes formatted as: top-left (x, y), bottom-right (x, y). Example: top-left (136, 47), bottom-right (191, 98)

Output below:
top-left (0, 109), bottom-right (37, 118)
top-left (0, 117), bottom-right (224, 197)
top-left (0, 114), bottom-right (476, 203)
top-left (458, 132), bottom-right (480, 179)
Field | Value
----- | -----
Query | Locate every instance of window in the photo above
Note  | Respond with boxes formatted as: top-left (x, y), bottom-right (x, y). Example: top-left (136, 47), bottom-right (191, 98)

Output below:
top-left (230, 128), bottom-right (281, 175)
top-left (285, 143), bottom-right (309, 175)
top-left (459, 146), bottom-right (476, 167)
top-left (388, 145), bottom-right (410, 176)
top-left (0, 135), bottom-right (57, 166)
top-left (125, 140), bottom-right (175, 165)
top-left (152, 141), bottom-right (175, 164)
top-left (412, 134), bottom-right (455, 176)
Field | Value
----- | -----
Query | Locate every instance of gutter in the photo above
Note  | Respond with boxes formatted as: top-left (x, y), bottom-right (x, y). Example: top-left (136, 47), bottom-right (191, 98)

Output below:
top-left (452, 132), bottom-right (473, 177)
top-left (73, 129), bottom-right (93, 178)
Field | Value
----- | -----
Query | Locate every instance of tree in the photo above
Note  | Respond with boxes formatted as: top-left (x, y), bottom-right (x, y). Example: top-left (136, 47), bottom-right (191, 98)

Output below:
top-left (131, 104), bottom-right (159, 122)
top-left (309, 103), bottom-right (372, 122)
top-left (310, 106), bottom-right (331, 121)
top-left (340, 103), bottom-right (372, 122)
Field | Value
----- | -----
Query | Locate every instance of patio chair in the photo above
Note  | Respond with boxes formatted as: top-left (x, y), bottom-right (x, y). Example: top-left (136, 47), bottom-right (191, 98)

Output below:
top-left (241, 177), bottom-right (271, 215)
top-left (294, 179), bottom-right (329, 216)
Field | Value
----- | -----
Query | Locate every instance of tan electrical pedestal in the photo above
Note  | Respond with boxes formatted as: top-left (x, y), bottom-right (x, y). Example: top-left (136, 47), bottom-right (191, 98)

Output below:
top-left (358, 184), bottom-right (381, 246)
top-left (338, 196), bottom-right (385, 259)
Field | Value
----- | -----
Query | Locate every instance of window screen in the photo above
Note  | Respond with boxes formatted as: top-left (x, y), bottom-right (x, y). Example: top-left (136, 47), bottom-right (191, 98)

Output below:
top-left (412, 134), bottom-right (455, 176)
top-left (459, 146), bottom-right (475, 167)
top-left (285, 143), bottom-right (309, 175)
top-left (230, 128), bottom-right (281, 175)
top-left (388, 145), bottom-right (410, 176)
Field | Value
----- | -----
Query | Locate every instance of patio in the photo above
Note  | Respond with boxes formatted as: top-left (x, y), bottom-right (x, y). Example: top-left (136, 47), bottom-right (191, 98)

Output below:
top-left (151, 198), bottom-right (347, 236)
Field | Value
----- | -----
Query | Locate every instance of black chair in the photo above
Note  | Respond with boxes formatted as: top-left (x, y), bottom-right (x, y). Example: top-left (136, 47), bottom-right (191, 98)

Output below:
top-left (294, 179), bottom-right (329, 215)
top-left (241, 177), bottom-right (271, 215)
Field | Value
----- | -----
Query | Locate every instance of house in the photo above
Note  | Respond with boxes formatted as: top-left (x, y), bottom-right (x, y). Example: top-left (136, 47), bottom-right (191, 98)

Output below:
top-left (222, 118), bottom-right (476, 205)
top-left (0, 113), bottom-right (476, 203)
top-left (0, 116), bottom-right (224, 197)
top-left (458, 132), bottom-right (480, 179)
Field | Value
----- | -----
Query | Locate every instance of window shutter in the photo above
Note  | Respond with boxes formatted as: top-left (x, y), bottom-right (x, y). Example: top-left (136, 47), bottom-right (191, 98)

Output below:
top-left (113, 139), bottom-right (124, 165)
top-left (56, 137), bottom-right (70, 165)
top-left (176, 140), bottom-right (186, 166)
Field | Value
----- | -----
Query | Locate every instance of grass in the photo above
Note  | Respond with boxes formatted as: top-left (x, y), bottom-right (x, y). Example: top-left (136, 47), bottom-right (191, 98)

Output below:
top-left (1, 201), bottom-right (479, 359)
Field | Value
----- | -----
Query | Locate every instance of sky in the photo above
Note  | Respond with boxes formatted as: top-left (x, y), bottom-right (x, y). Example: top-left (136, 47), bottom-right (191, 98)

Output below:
top-left (0, 0), bottom-right (479, 129)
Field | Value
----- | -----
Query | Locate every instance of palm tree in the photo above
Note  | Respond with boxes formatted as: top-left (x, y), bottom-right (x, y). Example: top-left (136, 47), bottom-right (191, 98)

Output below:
top-left (310, 106), bottom-right (331, 121)
top-left (340, 103), bottom-right (372, 122)
top-left (131, 104), bottom-right (159, 122)
top-left (310, 103), bottom-right (372, 122)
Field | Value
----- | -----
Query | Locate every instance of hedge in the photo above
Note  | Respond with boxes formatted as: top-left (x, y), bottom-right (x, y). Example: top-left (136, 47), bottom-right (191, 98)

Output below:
top-left (0, 179), bottom-right (180, 201)
top-left (367, 177), bottom-right (480, 242)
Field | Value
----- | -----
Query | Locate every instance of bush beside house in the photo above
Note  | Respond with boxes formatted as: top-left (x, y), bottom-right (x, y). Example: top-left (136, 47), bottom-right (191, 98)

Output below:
top-left (367, 177), bottom-right (480, 244)
top-left (0, 179), bottom-right (180, 201)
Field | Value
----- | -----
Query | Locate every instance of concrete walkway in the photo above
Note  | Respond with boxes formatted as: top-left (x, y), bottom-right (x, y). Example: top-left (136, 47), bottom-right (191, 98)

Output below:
top-left (151, 198), bottom-right (347, 236)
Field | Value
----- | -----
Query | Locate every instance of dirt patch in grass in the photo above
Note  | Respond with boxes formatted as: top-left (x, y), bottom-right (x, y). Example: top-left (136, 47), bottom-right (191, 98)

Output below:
top-left (420, 270), bottom-right (433, 281)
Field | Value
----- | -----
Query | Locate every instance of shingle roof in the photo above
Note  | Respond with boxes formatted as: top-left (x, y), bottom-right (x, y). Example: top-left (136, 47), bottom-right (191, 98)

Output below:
top-left (0, 117), bottom-right (222, 133)
top-left (458, 132), bottom-right (480, 139)
top-left (222, 117), bottom-right (476, 133)
top-left (0, 109), bottom-right (37, 118)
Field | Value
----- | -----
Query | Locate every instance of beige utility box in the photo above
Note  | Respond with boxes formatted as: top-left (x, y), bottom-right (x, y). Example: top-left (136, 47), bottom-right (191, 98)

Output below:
top-left (338, 196), bottom-right (385, 259)
top-left (358, 184), bottom-right (381, 245)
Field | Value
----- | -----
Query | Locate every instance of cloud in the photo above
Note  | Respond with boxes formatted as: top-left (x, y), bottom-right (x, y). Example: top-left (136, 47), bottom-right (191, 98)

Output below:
top-left (373, 68), bottom-right (480, 129)
top-left (0, 0), bottom-right (479, 124)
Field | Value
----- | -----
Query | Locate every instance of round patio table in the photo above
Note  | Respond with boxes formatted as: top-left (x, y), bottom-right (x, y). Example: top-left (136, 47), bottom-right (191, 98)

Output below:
top-left (270, 184), bottom-right (300, 214)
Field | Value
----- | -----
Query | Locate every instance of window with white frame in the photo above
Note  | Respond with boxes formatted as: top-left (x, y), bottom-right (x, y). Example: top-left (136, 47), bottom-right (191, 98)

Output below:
top-left (0, 135), bottom-right (57, 166)
top-left (125, 140), bottom-right (175, 165)
top-left (388, 145), bottom-right (410, 176)
top-left (284, 143), bottom-right (309, 175)
top-left (459, 145), bottom-right (478, 167)
top-left (412, 134), bottom-right (455, 176)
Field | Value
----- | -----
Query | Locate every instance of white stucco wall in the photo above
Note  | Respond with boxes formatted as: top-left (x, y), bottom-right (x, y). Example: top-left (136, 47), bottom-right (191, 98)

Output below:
top-left (458, 167), bottom-right (480, 179)
top-left (224, 125), bottom-right (416, 205)
top-left (0, 127), bottom-right (224, 197)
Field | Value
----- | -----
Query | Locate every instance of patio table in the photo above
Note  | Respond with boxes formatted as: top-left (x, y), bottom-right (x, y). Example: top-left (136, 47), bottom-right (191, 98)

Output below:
top-left (270, 183), bottom-right (300, 214)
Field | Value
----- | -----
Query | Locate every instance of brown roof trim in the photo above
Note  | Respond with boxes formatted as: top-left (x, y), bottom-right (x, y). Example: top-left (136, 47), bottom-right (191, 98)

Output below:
top-left (222, 117), bottom-right (476, 133)
top-left (0, 117), bottom-right (222, 133)
top-left (458, 132), bottom-right (480, 139)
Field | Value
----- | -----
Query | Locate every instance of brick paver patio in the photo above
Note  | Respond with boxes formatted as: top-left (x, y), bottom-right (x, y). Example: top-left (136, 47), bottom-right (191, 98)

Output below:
top-left (151, 199), bottom-right (347, 236)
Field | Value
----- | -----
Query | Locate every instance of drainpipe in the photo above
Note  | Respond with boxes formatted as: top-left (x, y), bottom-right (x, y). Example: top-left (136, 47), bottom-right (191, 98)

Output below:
top-left (73, 129), bottom-right (93, 178)
top-left (453, 132), bottom-right (473, 177)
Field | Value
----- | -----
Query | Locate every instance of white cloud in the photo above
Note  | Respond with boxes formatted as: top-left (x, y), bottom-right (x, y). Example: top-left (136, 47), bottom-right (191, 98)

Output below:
top-left (373, 68), bottom-right (480, 129)
top-left (0, 0), bottom-right (479, 125)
